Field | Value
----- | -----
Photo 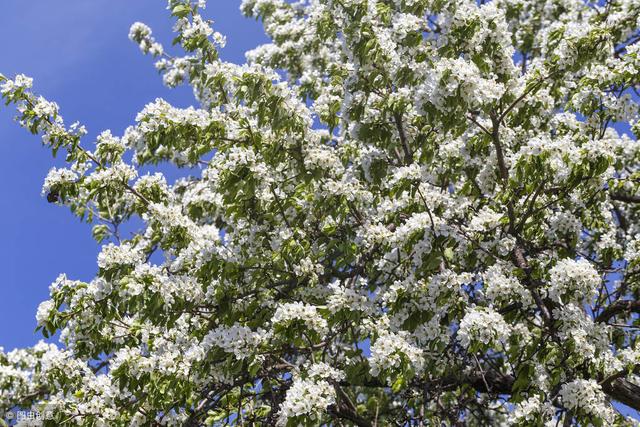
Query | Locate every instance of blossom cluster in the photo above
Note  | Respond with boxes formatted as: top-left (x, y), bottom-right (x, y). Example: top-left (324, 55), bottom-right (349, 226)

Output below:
top-left (457, 307), bottom-right (510, 349)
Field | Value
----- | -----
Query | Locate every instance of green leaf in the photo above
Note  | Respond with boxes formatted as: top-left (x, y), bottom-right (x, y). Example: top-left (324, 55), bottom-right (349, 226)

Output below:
top-left (92, 224), bottom-right (111, 243)
top-left (171, 4), bottom-right (191, 18)
top-left (391, 376), bottom-right (405, 393)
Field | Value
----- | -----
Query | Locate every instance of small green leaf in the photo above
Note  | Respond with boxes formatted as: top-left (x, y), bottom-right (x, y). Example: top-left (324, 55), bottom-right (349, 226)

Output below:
top-left (391, 376), bottom-right (405, 393)
top-left (172, 4), bottom-right (191, 18)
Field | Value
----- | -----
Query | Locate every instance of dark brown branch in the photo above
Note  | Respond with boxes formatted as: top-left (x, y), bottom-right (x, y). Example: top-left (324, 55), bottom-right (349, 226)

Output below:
top-left (497, 80), bottom-right (544, 124)
top-left (610, 193), bottom-right (640, 203)
top-left (490, 113), bottom-right (510, 186)
top-left (340, 365), bottom-right (640, 414)
top-left (444, 367), bottom-right (640, 413)
top-left (596, 300), bottom-right (640, 323)
top-left (393, 112), bottom-right (412, 165)
top-left (466, 114), bottom-right (492, 137)
top-left (602, 378), bottom-right (640, 410)
top-left (329, 405), bottom-right (373, 427)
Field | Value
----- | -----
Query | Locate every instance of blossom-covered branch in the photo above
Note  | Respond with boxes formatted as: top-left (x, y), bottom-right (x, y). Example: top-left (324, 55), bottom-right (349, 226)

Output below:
top-left (1, 0), bottom-right (640, 425)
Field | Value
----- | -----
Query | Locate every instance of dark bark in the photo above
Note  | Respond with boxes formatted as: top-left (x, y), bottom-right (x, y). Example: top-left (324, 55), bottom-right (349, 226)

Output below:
top-left (602, 378), bottom-right (640, 410)
top-left (442, 367), bottom-right (640, 413)
top-left (328, 405), bottom-right (373, 427)
top-left (610, 193), bottom-right (640, 203)
top-left (596, 300), bottom-right (640, 323)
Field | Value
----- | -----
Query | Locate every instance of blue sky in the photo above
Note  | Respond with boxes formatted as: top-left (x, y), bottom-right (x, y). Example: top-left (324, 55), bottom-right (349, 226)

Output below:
top-left (0, 1), bottom-right (268, 351)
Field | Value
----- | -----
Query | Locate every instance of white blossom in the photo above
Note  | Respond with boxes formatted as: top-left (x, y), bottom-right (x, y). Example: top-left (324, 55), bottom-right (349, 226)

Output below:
top-left (559, 379), bottom-right (615, 424)
top-left (548, 258), bottom-right (600, 304)
top-left (369, 330), bottom-right (424, 378)
top-left (458, 307), bottom-right (510, 348)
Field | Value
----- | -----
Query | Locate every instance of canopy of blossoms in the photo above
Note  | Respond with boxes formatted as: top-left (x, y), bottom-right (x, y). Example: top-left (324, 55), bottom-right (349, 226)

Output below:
top-left (1, 0), bottom-right (640, 425)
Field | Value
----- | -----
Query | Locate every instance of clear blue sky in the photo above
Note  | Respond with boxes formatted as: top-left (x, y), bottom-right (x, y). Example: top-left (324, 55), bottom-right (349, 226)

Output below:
top-left (0, 0), bottom-right (267, 351)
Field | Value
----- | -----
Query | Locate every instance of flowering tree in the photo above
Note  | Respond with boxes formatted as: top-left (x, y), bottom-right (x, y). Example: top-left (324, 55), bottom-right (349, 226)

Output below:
top-left (1, 0), bottom-right (640, 425)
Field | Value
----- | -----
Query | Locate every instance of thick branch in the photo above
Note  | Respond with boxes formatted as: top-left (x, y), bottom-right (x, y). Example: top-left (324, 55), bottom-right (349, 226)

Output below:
top-left (440, 370), bottom-right (515, 395)
top-left (602, 378), bottom-right (640, 410)
top-left (490, 113), bottom-right (510, 187)
top-left (393, 112), bottom-right (412, 165)
top-left (450, 368), bottom-right (640, 413)
top-left (596, 300), bottom-right (640, 323)
top-left (342, 366), bottom-right (640, 414)
top-left (610, 193), bottom-right (640, 203)
top-left (329, 405), bottom-right (372, 427)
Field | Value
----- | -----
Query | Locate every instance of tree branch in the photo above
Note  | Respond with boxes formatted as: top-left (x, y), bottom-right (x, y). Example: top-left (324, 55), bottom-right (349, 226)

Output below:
top-left (393, 112), bottom-right (412, 165)
top-left (610, 193), bottom-right (640, 203)
top-left (329, 405), bottom-right (372, 427)
top-left (596, 300), bottom-right (640, 323)
top-left (602, 378), bottom-right (640, 410)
